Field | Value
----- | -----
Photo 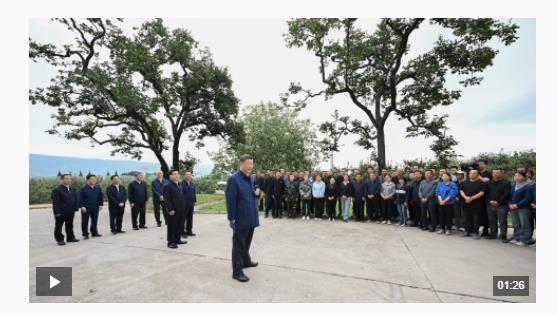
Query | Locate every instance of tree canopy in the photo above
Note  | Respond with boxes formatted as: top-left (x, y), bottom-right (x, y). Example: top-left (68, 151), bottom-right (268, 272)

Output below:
top-left (29, 18), bottom-right (243, 176)
top-left (211, 102), bottom-right (323, 172)
top-left (282, 18), bottom-right (519, 169)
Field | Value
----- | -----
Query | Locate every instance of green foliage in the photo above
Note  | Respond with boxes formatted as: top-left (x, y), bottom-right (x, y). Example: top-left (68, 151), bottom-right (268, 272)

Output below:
top-left (282, 18), bottom-right (519, 168)
top-left (211, 102), bottom-right (324, 172)
top-left (29, 18), bottom-right (242, 174)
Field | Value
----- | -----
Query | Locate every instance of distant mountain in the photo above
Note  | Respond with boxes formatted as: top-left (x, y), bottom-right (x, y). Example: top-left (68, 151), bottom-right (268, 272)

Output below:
top-left (29, 153), bottom-right (213, 178)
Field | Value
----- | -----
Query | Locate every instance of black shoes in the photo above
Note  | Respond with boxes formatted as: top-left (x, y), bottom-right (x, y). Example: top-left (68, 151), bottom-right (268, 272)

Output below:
top-left (92, 234), bottom-right (102, 237)
top-left (232, 274), bottom-right (250, 282)
top-left (186, 232), bottom-right (196, 237)
top-left (57, 241), bottom-right (66, 246)
top-left (83, 235), bottom-right (89, 239)
top-left (67, 239), bottom-right (79, 242)
top-left (244, 261), bottom-right (258, 268)
top-left (167, 243), bottom-right (178, 249)
top-left (112, 231), bottom-right (118, 235)
top-left (139, 226), bottom-right (148, 229)
top-left (117, 230), bottom-right (126, 233)
top-left (157, 222), bottom-right (162, 227)
top-left (133, 227), bottom-right (139, 230)
top-left (177, 240), bottom-right (188, 244)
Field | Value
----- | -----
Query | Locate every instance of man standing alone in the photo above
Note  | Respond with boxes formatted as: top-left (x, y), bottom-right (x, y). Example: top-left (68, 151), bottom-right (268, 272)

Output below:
top-left (128, 172), bottom-right (149, 230)
top-left (225, 154), bottom-right (260, 282)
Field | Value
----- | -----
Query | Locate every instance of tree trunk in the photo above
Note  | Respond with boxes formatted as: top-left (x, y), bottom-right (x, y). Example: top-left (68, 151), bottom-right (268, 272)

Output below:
top-left (376, 127), bottom-right (386, 170)
top-left (172, 136), bottom-right (180, 172)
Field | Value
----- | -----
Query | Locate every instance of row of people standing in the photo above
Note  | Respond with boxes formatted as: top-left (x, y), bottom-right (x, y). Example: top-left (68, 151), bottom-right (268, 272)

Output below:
top-left (253, 165), bottom-right (536, 247)
top-left (50, 170), bottom-right (197, 246)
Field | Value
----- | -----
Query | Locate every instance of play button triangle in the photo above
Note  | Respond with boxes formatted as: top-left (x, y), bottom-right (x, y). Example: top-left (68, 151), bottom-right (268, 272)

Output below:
top-left (49, 275), bottom-right (60, 289)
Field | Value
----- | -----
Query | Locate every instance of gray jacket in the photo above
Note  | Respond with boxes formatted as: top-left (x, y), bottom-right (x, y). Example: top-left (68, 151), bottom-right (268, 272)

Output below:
top-left (418, 179), bottom-right (438, 200)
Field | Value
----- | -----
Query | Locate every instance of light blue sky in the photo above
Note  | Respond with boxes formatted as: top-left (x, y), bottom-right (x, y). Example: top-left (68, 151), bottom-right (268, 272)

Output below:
top-left (29, 18), bottom-right (535, 168)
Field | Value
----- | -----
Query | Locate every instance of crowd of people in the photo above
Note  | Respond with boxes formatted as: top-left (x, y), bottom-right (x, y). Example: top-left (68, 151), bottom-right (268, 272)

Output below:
top-left (253, 161), bottom-right (536, 248)
top-left (50, 170), bottom-right (197, 249)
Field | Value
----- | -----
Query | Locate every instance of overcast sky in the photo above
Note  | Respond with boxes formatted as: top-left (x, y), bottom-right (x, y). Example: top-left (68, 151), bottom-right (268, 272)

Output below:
top-left (29, 18), bottom-right (535, 169)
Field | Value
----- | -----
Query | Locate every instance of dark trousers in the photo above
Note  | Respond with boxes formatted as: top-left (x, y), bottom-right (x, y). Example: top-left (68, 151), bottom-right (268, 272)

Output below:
top-left (81, 207), bottom-right (99, 236)
top-left (487, 204), bottom-right (509, 239)
top-left (380, 198), bottom-right (394, 221)
top-left (301, 199), bottom-right (311, 217)
top-left (271, 196), bottom-right (283, 218)
top-left (153, 198), bottom-right (167, 225)
top-left (463, 203), bottom-right (481, 234)
top-left (258, 195), bottom-right (265, 211)
top-left (428, 201), bottom-right (439, 231)
top-left (54, 211), bottom-right (75, 242)
top-left (366, 197), bottom-right (380, 220)
top-left (408, 200), bottom-right (420, 225)
top-left (313, 197), bottom-right (324, 218)
top-left (232, 227), bottom-right (254, 276)
top-left (286, 199), bottom-right (297, 218)
top-left (131, 202), bottom-right (146, 228)
top-left (353, 198), bottom-right (365, 221)
top-left (167, 210), bottom-right (184, 245)
top-left (454, 200), bottom-right (464, 228)
top-left (265, 192), bottom-right (273, 216)
top-left (420, 198), bottom-right (435, 228)
top-left (439, 204), bottom-right (454, 231)
top-left (326, 198), bottom-right (337, 218)
top-left (479, 202), bottom-right (489, 235)
top-left (108, 206), bottom-right (124, 232)
top-left (184, 205), bottom-right (194, 234)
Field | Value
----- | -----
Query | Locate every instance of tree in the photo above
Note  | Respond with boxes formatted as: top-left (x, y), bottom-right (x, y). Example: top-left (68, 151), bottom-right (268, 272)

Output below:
top-left (56, 170), bottom-right (62, 177)
top-left (30, 19), bottom-right (243, 177)
top-left (78, 170), bottom-right (83, 177)
top-left (211, 102), bottom-right (323, 172)
top-left (282, 18), bottom-right (519, 169)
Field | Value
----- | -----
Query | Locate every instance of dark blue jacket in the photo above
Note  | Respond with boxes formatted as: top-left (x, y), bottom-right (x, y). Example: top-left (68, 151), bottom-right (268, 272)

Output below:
top-left (181, 180), bottom-right (197, 208)
top-left (151, 178), bottom-right (168, 201)
top-left (510, 183), bottom-right (533, 209)
top-left (79, 184), bottom-right (103, 209)
top-left (128, 180), bottom-right (148, 204)
top-left (364, 179), bottom-right (381, 198)
top-left (51, 184), bottom-right (79, 215)
top-left (395, 184), bottom-right (410, 204)
top-left (225, 171), bottom-right (259, 230)
top-left (435, 181), bottom-right (458, 205)
top-left (106, 184), bottom-right (127, 209)
top-left (353, 181), bottom-right (366, 199)
top-left (163, 181), bottom-right (186, 213)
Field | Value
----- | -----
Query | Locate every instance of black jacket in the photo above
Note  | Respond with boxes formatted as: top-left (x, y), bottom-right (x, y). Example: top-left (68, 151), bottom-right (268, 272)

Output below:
top-left (128, 180), bottom-right (149, 204)
top-left (339, 181), bottom-right (354, 197)
top-left (325, 184), bottom-right (339, 199)
top-left (353, 181), bottom-right (366, 199)
top-left (106, 184), bottom-right (127, 209)
top-left (51, 184), bottom-right (79, 215)
top-left (273, 177), bottom-right (285, 198)
top-left (163, 181), bottom-right (186, 213)
top-left (486, 179), bottom-right (511, 205)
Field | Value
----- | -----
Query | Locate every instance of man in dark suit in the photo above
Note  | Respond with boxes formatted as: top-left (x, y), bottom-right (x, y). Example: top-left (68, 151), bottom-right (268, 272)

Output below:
top-left (128, 172), bottom-right (149, 230)
top-left (79, 174), bottom-right (104, 239)
top-left (272, 171), bottom-right (285, 218)
top-left (262, 170), bottom-right (275, 218)
top-left (151, 170), bottom-right (168, 227)
top-left (163, 169), bottom-right (187, 249)
top-left (106, 174), bottom-right (127, 234)
top-left (51, 174), bottom-right (80, 245)
top-left (226, 154), bottom-right (260, 282)
top-left (181, 170), bottom-right (197, 237)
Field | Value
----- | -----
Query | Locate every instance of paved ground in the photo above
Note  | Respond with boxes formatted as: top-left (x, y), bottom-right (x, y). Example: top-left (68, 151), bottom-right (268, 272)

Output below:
top-left (29, 207), bottom-right (535, 303)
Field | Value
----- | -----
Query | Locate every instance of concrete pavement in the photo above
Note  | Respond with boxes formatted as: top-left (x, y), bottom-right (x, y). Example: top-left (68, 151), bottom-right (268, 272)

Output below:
top-left (29, 208), bottom-right (535, 302)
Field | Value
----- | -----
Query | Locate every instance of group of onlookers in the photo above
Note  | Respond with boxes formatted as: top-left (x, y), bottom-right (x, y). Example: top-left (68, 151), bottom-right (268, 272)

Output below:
top-left (254, 161), bottom-right (536, 247)
top-left (50, 170), bottom-right (197, 248)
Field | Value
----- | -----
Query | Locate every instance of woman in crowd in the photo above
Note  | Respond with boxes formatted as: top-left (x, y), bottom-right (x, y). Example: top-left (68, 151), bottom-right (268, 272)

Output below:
top-left (299, 174), bottom-right (312, 220)
top-left (285, 173), bottom-right (299, 219)
top-left (325, 177), bottom-right (339, 222)
top-left (435, 173), bottom-right (459, 235)
top-left (312, 174), bottom-right (326, 221)
top-left (339, 174), bottom-right (354, 222)
top-left (394, 177), bottom-right (409, 226)
top-left (509, 171), bottom-right (534, 246)
top-left (380, 174), bottom-right (396, 225)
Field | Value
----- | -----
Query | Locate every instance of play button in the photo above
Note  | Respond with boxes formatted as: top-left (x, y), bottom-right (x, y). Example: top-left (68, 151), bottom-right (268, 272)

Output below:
top-left (49, 275), bottom-right (61, 289)
top-left (36, 267), bottom-right (72, 296)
